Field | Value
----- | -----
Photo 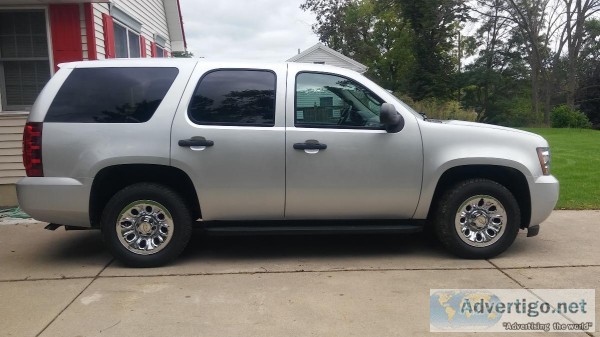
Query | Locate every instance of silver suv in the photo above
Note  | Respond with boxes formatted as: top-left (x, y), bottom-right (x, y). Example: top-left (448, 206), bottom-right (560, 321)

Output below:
top-left (18, 59), bottom-right (559, 267)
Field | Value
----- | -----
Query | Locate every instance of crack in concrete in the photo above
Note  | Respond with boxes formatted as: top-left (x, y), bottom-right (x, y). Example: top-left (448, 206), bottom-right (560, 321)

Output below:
top-left (2, 259), bottom-right (594, 336)
top-left (487, 259), bottom-right (595, 337)
top-left (35, 258), bottom-right (114, 337)
top-left (2, 263), bottom-right (599, 283)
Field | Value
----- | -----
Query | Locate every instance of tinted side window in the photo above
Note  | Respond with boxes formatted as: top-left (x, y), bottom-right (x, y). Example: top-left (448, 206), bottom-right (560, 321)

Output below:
top-left (295, 72), bottom-right (384, 129)
top-left (188, 70), bottom-right (276, 126)
top-left (46, 67), bottom-right (179, 123)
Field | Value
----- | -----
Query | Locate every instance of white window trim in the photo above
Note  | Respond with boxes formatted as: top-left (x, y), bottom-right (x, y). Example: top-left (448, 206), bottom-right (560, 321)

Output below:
top-left (0, 6), bottom-right (54, 113)
top-left (154, 34), bottom-right (167, 48)
top-left (114, 20), bottom-right (141, 58)
top-left (110, 6), bottom-right (142, 32)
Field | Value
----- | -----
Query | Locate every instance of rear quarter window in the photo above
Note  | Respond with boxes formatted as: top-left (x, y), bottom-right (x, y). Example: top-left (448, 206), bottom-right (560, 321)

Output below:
top-left (45, 67), bottom-right (179, 123)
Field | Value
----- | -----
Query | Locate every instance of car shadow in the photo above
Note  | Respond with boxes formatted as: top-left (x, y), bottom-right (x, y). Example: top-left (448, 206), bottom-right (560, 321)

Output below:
top-left (176, 228), bottom-right (449, 262)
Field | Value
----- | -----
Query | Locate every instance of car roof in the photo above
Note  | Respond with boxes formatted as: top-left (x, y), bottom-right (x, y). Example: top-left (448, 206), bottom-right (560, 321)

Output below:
top-left (58, 58), bottom-right (359, 76)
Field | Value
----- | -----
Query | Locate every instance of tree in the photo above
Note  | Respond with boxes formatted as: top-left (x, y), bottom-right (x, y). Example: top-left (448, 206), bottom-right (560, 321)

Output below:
top-left (577, 18), bottom-right (600, 127)
top-left (172, 51), bottom-right (195, 58)
top-left (301, 0), bottom-right (415, 92)
top-left (394, 0), bottom-right (470, 100)
top-left (464, 0), bottom-right (517, 121)
top-left (555, 0), bottom-right (600, 108)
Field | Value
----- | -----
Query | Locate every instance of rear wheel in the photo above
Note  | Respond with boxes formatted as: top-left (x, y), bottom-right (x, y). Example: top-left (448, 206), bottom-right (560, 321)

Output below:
top-left (434, 179), bottom-right (520, 259)
top-left (101, 183), bottom-right (192, 267)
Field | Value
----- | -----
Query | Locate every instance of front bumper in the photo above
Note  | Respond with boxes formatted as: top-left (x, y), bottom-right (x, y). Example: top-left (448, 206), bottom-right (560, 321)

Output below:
top-left (16, 177), bottom-right (92, 227)
top-left (528, 175), bottom-right (559, 227)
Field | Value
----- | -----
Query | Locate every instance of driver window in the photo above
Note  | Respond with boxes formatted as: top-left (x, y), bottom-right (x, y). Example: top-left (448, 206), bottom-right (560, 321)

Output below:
top-left (295, 72), bottom-right (385, 129)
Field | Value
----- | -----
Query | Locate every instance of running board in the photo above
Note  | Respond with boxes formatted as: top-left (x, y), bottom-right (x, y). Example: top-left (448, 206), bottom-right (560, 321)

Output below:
top-left (201, 220), bottom-right (424, 236)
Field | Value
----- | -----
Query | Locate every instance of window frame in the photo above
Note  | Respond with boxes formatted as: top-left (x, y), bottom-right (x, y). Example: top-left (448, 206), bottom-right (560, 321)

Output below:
top-left (187, 68), bottom-right (278, 127)
top-left (294, 71), bottom-right (386, 130)
top-left (154, 34), bottom-right (167, 58)
top-left (113, 20), bottom-right (141, 58)
top-left (155, 44), bottom-right (164, 58)
top-left (0, 8), bottom-right (53, 112)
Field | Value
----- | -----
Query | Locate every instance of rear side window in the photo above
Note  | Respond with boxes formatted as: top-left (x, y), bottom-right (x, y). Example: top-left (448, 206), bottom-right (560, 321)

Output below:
top-left (46, 67), bottom-right (179, 123)
top-left (188, 69), bottom-right (276, 126)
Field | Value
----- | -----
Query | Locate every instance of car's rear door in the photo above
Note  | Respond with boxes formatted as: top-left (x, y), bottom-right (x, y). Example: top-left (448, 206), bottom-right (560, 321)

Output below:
top-left (171, 64), bottom-right (286, 220)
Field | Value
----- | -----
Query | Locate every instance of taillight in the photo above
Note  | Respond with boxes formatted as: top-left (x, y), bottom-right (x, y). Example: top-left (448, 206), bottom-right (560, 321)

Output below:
top-left (23, 122), bottom-right (43, 177)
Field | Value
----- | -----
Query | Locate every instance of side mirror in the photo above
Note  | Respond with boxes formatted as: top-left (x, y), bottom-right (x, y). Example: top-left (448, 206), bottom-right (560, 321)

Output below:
top-left (380, 103), bottom-right (405, 133)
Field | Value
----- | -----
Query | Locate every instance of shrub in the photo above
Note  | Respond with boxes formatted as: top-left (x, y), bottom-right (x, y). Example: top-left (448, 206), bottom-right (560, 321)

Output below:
top-left (489, 96), bottom-right (543, 127)
top-left (395, 95), bottom-right (477, 121)
top-left (551, 105), bottom-right (592, 129)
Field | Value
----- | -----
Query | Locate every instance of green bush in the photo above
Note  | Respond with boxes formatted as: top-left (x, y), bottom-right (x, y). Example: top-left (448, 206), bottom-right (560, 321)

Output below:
top-left (551, 105), bottom-right (592, 128)
top-left (395, 95), bottom-right (477, 121)
top-left (490, 96), bottom-right (543, 127)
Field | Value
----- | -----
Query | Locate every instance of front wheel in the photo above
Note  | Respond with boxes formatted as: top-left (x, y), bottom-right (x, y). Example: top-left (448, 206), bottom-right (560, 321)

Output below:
top-left (434, 179), bottom-right (521, 259)
top-left (101, 183), bottom-right (192, 267)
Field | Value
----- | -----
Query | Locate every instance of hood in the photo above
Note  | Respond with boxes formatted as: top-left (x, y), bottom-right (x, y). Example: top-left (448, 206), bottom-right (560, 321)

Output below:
top-left (440, 120), bottom-right (542, 138)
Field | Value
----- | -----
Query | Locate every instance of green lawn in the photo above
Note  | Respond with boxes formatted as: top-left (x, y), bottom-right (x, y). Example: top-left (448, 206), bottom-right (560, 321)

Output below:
top-left (523, 128), bottom-right (600, 209)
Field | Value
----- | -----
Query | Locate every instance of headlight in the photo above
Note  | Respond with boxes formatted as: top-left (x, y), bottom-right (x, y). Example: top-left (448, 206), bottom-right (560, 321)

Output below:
top-left (536, 147), bottom-right (551, 175)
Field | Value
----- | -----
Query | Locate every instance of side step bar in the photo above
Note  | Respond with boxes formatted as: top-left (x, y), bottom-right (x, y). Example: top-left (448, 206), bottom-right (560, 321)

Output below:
top-left (44, 223), bottom-right (92, 231)
top-left (202, 220), bottom-right (425, 236)
top-left (44, 223), bottom-right (61, 231)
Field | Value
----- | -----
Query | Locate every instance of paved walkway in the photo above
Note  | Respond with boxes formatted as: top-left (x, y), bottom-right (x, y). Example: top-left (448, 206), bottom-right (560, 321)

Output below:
top-left (0, 211), bottom-right (598, 336)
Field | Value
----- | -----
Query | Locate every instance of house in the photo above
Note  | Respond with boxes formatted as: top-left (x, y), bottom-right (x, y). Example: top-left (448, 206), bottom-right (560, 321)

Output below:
top-left (0, 0), bottom-right (187, 206)
top-left (287, 43), bottom-right (367, 74)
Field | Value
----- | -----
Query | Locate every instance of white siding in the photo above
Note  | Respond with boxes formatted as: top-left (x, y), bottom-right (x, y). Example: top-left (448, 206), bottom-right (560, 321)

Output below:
top-left (297, 90), bottom-right (343, 108)
top-left (294, 49), bottom-right (365, 73)
top-left (0, 115), bottom-right (26, 185)
top-left (93, 0), bottom-right (172, 57)
top-left (79, 3), bottom-right (88, 60)
top-left (115, 0), bottom-right (171, 51)
top-left (93, 3), bottom-right (109, 59)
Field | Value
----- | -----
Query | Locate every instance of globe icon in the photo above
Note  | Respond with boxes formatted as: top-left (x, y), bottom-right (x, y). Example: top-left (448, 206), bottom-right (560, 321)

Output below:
top-left (430, 290), bottom-right (503, 330)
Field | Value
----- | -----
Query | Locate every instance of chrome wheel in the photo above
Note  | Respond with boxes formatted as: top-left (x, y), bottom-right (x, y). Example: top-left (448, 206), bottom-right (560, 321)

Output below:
top-left (454, 195), bottom-right (507, 248)
top-left (116, 200), bottom-right (174, 255)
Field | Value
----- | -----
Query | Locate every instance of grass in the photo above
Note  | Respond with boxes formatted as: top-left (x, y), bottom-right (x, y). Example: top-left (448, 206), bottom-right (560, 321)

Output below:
top-left (522, 128), bottom-right (600, 209)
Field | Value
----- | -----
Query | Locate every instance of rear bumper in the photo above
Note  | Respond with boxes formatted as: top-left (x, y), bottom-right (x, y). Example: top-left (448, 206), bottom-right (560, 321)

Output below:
top-left (16, 177), bottom-right (92, 227)
top-left (529, 175), bottom-right (559, 227)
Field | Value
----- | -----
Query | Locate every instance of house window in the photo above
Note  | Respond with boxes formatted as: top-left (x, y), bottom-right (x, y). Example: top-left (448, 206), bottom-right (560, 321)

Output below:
top-left (114, 21), bottom-right (141, 58)
top-left (155, 44), bottom-right (165, 58)
top-left (0, 10), bottom-right (51, 111)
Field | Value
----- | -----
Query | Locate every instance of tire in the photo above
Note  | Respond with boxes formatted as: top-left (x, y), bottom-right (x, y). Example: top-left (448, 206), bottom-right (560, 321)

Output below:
top-left (101, 182), bottom-right (193, 267)
top-left (434, 179), bottom-right (520, 259)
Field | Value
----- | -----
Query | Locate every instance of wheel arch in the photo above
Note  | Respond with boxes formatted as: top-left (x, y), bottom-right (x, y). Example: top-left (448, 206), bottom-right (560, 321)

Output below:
top-left (89, 164), bottom-right (201, 228)
top-left (426, 165), bottom-right (532, 229)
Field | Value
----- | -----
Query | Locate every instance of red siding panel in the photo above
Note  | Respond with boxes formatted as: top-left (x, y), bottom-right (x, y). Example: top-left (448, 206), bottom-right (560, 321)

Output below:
top-left (83, 3), bottom-right (97, 60)
top-left (102, 14), bottom-right (116, 59)
top-left (49, 4), bottom-right (83, 71)
top-left (150, 42), bottom-right (156, 58)
top-left (140, 36), bottom-right (147, 58)
top-left (176, 0), bottom-right (187, 49)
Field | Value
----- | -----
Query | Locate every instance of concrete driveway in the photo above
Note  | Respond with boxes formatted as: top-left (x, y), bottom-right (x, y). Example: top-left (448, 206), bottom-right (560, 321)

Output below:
top-left (0, 210), bottom-right (598, 337)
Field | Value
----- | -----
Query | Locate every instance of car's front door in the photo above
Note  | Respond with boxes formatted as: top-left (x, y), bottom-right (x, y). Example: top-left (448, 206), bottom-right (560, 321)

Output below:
top-left (171, 65), bottom-right (286, 220)
top-left (285, 66), bottom-right (423, 219)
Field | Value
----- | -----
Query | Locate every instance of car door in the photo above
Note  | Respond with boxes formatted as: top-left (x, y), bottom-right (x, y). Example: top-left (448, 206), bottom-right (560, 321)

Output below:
top-left (285, 64), bottom-right (423, 219)
top-left (171, 65), bottom-right (286, 220)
